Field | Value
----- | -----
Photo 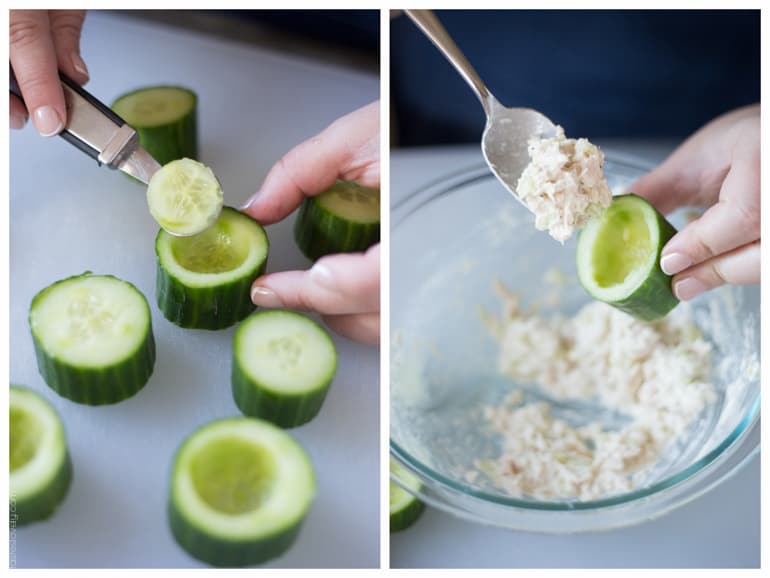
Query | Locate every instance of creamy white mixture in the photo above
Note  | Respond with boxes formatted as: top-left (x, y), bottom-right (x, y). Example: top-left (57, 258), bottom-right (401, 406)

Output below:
top-left (475, 282), bottom-right (716, 501)
top-left (515, 127), bottom-right (612, 243)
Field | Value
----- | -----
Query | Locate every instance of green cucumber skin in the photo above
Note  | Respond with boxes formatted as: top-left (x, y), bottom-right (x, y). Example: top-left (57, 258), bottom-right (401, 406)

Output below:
top-left (13, 452), bottom-right (73, 527)
top-left (31, 330), bottom-right (156, 405)
top-left (293, 197), bottom-right (380, 261)
top-left (168, 500), bottom-right (303, 567)
top-left (155, 255), bottom-right (267, 330)
top-left (156, 263), bottom-right (262, 330)
top-left (231, 360), bottom-right (331, 428)
top-left (390, 497), bottom-right (426, 532)
top-left (111, 87), bottom-right (197, 166)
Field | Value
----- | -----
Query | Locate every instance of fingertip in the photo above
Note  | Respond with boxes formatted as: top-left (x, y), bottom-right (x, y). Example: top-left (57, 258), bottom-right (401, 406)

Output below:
top-left (250, 283), bottom-right (283, 308)
top-left (31, 105), bottom-right (64, 137)
top-left (672, 276), bottom-right (708, 301)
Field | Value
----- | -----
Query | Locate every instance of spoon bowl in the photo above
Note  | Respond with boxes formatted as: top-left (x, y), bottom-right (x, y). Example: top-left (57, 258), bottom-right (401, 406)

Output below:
top-left (406, 10), bottom-right (558, 198)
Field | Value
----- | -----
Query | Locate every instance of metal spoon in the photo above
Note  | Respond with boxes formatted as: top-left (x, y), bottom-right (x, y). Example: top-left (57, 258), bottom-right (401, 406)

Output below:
top-left (405, 10), bottom-right (558, 200)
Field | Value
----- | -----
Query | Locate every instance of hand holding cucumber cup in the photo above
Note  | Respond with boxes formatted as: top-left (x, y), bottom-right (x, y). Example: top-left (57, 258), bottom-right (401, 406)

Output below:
top-left (242, 102), bottom-right (381, 345)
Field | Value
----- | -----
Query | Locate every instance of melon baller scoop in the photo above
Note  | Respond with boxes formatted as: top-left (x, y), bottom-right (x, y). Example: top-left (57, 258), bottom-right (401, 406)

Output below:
top-left (10, 67), bottom-right (161, 185)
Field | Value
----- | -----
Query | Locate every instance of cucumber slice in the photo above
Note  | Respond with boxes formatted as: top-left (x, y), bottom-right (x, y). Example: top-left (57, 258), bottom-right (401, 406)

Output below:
top-left (29, 273), bottom-right (156, 405)
top-left (168, 417), bottom-right (316, 567)
top-left (147, 158), bottom-right (224, 237)
top-left (294, 180), bottom-right (380, 261)
top-left (232, 310), bottom-right (337, 428)
top-left (390, 459), bottom-right (425, 532)
top-left (10, 386), bottom-right (72, 526)
top-left (577, 193), bottom-right (679, 320)
top-left (111, 86), bottom-right (197, 166)
top-left (156, 207), bottom-right (269, 330)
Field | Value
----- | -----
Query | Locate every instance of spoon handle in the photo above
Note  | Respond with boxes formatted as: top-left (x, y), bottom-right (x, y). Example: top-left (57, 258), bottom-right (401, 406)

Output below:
top-left (405, 9), bottom-right (494, 116)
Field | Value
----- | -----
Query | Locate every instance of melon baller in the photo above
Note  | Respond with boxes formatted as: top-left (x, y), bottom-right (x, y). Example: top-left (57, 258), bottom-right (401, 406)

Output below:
top-left (10, 67), bottom-right (160, 185)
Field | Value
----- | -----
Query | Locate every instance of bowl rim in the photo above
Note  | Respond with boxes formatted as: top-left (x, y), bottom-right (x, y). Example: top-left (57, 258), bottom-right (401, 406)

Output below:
top-left (390, 157), bottom-right (761, 515)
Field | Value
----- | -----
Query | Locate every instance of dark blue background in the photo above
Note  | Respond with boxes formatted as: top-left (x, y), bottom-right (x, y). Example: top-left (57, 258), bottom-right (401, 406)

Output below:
top-left (391, 10), bottom-right (759, 146)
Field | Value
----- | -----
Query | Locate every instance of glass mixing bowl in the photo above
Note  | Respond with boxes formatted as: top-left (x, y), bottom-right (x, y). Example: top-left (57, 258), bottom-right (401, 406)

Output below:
top-left (390, 159), bottom-right (760, 532)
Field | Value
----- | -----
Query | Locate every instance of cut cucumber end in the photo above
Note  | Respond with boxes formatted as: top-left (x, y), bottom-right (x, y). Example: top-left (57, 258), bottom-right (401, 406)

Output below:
top-left (10, 386), bottom-right (72, 526)
top-left (294, 180), bottom-right (380, 261)
top-left (112, 86), bottom-right (196, 128)
top-left (155, 207), bottom-right (269, 329)
top-left (169, 417), bottom-right (315, 567)
top-left (232, 310), bottom-right (337, 428)
top-left (577, 194), bottom-right (679, 321)
top-left (147, 158), bottom-right (224, 237)
top-left (390, 458), bottom-right (425, 532)
top-left (111, 86), bottom-right (198, 166)
top-left (29, 273), bottom-right (156, 405)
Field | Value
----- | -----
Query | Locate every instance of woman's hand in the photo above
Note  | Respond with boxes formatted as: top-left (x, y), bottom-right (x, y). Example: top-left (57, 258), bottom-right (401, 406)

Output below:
top-left (241, 101), bottom-right (380, 344)
top-left (10, 9), bottom-right (88, 134)
top-left (633, 104), bottom-right (760, 301)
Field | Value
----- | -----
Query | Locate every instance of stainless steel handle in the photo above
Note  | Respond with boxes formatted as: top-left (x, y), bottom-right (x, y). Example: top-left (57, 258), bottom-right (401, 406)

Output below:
top-left (405, 9), bottom-right (494, 116)
top-left (61, 80), bottom-right (139, 168)
top-left (9, 66), bottom-right (137, 169)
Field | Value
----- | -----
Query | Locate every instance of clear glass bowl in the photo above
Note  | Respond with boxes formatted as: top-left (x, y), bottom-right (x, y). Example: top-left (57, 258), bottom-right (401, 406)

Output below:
top-left (390, 159), bottom-right (760, 532)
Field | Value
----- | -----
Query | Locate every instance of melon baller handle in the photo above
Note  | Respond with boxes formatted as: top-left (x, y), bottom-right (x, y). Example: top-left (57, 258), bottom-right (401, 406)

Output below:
top-left (9, 65), bottom-right (140, 170)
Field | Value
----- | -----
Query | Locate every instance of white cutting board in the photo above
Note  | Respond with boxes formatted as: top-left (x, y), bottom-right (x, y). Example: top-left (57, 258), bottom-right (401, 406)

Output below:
top-left (9, 11), bottom-right (379, 569)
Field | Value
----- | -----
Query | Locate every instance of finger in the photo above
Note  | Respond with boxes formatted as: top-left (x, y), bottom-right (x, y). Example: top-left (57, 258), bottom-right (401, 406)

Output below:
top-left (9, 10), bottom-right (65, 136)
top-left (250, 244), bottom-right (380, 315)
top-left (10, 95), bottom-right (28, 129)
top-left (49, 10), bottom-right (88, 84)
top-left (671, 240), bottom-right (760, 301)
top-left (659, 159), bottom-right (760, 276)
top-left (241, 101), bottom-right (379, 224)
top-left (321, 312), bottom-right (380, 345)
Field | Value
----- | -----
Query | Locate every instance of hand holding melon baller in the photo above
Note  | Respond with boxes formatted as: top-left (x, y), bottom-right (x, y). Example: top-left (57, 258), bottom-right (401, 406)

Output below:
top-left (10, 67), bottom-right (221, 237)
top-left (10, 66), bottom-right (161, 185)
top-left (405, 10), bottom-right (558, 200)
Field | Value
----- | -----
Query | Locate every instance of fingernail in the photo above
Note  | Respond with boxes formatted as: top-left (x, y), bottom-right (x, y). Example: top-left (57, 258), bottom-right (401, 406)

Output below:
top-left (660, 252), bottom-right (692, 276)
top-left (32, 106), bottom-right (63, 137)
top-left (240, 191), bottom-right (261, 211)
top-left (250, 285), bottom-right (283, 308)
top-left (72, 52), bottom-right (89, 80)
top-left (10, 113), bottom-right (27, 130)
top-left (673, 277), bottom-right (707, 301)
top-left (310, 262), bottom-right (336, 289)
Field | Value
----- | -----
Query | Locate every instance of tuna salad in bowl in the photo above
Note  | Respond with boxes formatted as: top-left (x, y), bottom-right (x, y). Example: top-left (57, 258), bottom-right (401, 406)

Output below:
top-left (390, 158), bottom-right (760, 532)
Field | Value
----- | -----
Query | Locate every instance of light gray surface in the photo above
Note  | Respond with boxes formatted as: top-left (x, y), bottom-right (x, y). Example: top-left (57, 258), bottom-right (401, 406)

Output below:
top-left (389, 145), bottom-right (760, 569)
top-left (10, 11), bottom-right (379, 568)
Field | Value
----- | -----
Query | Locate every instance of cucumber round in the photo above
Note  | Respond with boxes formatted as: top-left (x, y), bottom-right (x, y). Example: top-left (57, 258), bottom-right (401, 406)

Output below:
top-left (294, 180), bottom-right (380, 261)
top-left (146, 157), bottom-right (224, 237)
top-left (168, 417), bottom-right (316, 567)
top-left (111, 86), bottom-right (198, 166)
top-left (156, 207), bottom-right (269, 330)
top-left (29, 273), bottom-right (156, 405)
top-left (232, 310), bottom-right (337, 428)
top-left (577, 193), bottom-right (679, 321)
top-left (10, 386), bottom-right (72, 526)
top-left (390, 459), bottom-right (425, 532)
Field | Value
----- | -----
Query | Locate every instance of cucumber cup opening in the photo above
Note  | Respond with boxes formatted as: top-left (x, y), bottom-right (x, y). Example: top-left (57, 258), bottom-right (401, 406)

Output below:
top-left (190, 438), bottom-right (275, 515)
top-left (10, 407), bottom-right (43, 472)
top-left (170, 221), bottom-right (250, 274)
top-left (590, 202), bottom-right (656, 289)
